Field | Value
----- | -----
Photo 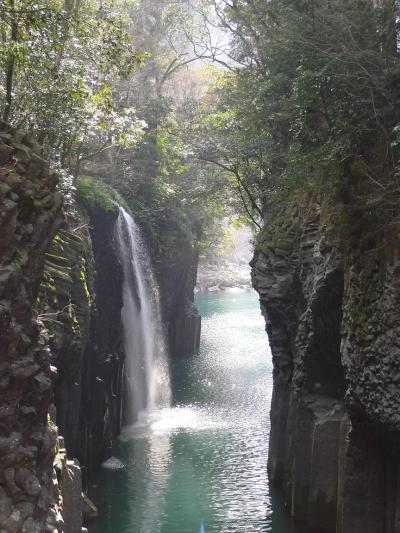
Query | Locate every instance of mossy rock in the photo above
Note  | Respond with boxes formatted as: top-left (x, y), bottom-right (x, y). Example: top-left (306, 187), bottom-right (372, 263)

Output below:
top-left (75, 175), bottom-right (129, 213)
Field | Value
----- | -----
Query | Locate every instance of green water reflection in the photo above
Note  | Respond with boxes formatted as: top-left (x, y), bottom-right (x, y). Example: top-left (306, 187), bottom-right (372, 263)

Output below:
top-left (91, 291), bottom-right (308, 533)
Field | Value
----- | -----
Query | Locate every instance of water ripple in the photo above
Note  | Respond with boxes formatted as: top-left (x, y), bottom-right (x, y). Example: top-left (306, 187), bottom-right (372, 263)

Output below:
top-left (92, 292), bottom-right (307, 533)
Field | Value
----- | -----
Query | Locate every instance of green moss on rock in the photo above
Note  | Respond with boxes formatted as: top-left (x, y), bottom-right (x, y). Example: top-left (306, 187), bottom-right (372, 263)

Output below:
top-left (76, 175), bottom-right (128, 213)
top-left (344, 257), bottom-right (380, 344)
top-left (257, 202), bottom-right (301, 256)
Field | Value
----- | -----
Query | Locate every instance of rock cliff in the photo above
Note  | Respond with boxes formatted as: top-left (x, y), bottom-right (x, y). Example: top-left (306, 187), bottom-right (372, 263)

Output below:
top-left (155, 218), bottom-right (201, 359)
top-left (0, 123), bottom-right (201, 530)
top-left (42, 179), bottom-right (201, 482)
top-left (38, 203), bottom-right (94, 463)
top-left (252, 203), bottom-right (400, 533)
top-left (37, 187), bottom-right (125, 486)
top-left (78, 206), bottom-right (125, 475)
top-left (0, 123), bottom-right (64, 531)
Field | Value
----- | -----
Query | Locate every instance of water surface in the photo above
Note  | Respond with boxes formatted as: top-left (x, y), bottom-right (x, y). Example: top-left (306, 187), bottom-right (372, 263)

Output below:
top-left (91, 291), bottom-right (308, 533)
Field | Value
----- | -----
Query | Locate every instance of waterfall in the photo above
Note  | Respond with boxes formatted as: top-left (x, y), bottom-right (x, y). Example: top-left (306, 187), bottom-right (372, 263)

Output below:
top-left (115, 206), bottom-right (171, 424)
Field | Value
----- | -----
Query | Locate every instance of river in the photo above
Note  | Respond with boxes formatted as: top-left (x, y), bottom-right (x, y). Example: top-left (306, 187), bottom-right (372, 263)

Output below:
top-left (91, 291), bottom-right (308, 533)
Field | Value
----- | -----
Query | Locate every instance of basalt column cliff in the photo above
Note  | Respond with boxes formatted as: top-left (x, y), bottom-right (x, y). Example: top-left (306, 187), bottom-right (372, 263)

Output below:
top-left (252, 204), bottom-right (400, 533)
top-left (0, 123), bottom-right (63, 531)
top-left (0, 123), bottom-right (202, 531)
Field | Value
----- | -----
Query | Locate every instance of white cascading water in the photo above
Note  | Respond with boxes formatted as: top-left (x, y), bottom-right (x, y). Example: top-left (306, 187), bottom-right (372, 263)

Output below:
top-left (115, 206), bottom-right (171, 424)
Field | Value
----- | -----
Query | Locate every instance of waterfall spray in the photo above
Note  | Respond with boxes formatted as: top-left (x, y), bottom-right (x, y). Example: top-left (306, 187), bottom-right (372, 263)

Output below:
top-left (115, 206), bottom-right (171, 424)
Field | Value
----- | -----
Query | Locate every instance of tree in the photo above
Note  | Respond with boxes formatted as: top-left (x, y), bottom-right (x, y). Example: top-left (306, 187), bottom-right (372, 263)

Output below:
top-left (191, 0), bottom-right (400, 226)
top-left (0, 0), bottom-right (143, 170)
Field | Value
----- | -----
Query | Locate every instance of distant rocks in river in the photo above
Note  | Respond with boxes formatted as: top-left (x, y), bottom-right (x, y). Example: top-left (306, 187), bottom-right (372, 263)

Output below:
top-left (197, 222), bottom-right (254, 293)
top-left (196, 259), bottom-right (252, 293)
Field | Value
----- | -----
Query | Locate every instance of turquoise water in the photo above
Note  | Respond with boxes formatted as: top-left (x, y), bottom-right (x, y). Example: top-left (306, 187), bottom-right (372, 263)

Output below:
top-left (91, 291), bottom-right (308, 533)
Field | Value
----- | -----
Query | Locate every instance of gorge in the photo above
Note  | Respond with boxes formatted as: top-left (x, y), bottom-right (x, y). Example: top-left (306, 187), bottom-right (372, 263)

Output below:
top-left (1, 0), bottom-right (400, 532)
top-left (91, 291), bottom-right (304, 533)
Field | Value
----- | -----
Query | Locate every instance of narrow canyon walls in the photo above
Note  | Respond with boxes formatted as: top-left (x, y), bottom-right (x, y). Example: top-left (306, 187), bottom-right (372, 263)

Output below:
top-left (45, 192), bottom-right (201, 480)
top-left (0, 123), bottom-right (63, 531)
top-left (252, 204), bottom-right (400, 533)
top-left (0, 122), bottom-right (201, 531)
top-left (156, 220), bottom-right (201, 359)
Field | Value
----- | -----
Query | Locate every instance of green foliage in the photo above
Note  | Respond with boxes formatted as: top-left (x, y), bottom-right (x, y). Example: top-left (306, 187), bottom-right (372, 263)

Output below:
top-left (2, 0), bottom-right (398, 262)
top-left (85, 1), bottom-right (236, 257)
top-left (197, 0), bottom-right (400, 230)
top-left (0, 0), bottom-right (144, 168)
top-left (75, 175), bottom-right (128, 213)
top-left (0, 0), bottom-right (240, 260)
top-left (38, 224), bottom-right (92, 341)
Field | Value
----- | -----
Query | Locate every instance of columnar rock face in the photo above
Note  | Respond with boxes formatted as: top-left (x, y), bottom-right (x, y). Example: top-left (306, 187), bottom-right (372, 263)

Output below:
top-left (41, 201), bottom-right (125, 480)
top-left (157, 225), bottom-right (201, 358)
top-left (0, 123), bottom-right (63, 531)
top-left (78, 207), bottom-right (125, 475)
top-left (38, 206), bottom-right (94, 462)
top-left (0, 122), bottom-right (202, 530)
top-left (37, 194), bottom-right (124, 487)
top-left (252, 205), bottom-right (400, 533)
top-left (45, 197), bottom-right (201, 483)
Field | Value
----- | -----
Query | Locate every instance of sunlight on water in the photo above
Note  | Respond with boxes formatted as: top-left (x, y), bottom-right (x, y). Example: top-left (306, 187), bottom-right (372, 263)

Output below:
top-left (120, 406), bottom-right (230, 437)
top-left (91, 291), bottom-right (309, 533)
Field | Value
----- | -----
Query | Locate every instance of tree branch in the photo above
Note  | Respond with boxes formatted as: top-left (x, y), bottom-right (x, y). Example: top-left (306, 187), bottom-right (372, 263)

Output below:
top-left (200, 156), bottom-right (263, 220)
